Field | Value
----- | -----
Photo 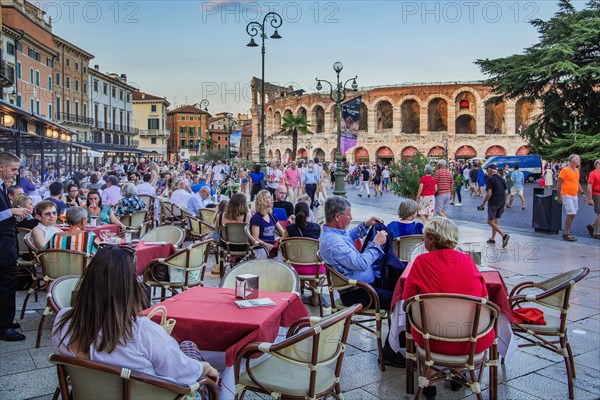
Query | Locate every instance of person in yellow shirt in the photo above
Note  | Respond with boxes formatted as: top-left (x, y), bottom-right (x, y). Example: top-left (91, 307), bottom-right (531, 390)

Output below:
top-left (557, 154), bottom-right (588, 241)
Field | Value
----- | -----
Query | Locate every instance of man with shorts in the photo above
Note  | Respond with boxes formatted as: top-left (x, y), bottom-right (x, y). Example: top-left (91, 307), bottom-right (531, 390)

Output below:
top-left (434, 159), bottom-right (453, 217)
top-left (478, 164), bottom-right (510, 247)
top-left (586, 159), bottom-right (600, 239)
top-left (508, 163), bottom-right (526, 209)
top-left (557, 154), bottom-right (587, 241)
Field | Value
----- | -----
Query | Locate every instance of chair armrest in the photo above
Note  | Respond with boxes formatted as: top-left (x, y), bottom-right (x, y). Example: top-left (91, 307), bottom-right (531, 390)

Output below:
top-left (508, 281), bottom-right (535, 298)
top-left (143, 260), bottom-right (167, 283)
top-left (287, 316), bottom-right (313, 337)
top-left (356, 280), bottom-right (379, 311)
top-left (194, 376), bottom-right (220, 400)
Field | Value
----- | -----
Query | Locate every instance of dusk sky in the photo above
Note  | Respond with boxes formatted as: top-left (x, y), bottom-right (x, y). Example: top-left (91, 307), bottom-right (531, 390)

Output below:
top-left (48, 1), bottom-right (577, 115)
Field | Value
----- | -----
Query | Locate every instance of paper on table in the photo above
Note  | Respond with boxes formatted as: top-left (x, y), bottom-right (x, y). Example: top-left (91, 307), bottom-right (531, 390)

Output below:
top-left (143, 241), bottom-right (167, 246)
top-left (234, 298), bottom-right (276, 308)
top-left (478, 266), bottom-right (497, 272)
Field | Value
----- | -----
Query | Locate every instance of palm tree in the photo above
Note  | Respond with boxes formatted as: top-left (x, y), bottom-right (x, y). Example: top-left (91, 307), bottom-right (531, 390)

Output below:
top-left (278, 114), bottom-right (312, 161)
top-left (205, 137), bottom-right (215, 151)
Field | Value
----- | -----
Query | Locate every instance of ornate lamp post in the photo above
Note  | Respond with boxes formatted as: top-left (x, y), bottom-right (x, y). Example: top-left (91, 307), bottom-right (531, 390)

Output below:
top-left (246, 12), bottom-right (283, 169)
top-left (316, 61), bottom-right (358, 197)
top-left (562, 110), bottom-right (587, 141)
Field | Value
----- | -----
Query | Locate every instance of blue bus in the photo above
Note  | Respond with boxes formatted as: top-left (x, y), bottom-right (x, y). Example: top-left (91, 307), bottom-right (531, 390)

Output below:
top-left (483, 155), bottom-right (543, 182)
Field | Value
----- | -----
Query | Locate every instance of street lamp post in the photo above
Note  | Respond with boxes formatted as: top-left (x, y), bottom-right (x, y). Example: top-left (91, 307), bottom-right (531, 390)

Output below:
top-left (226, 113), bottom-right (234, 159)
top-left (316, 61), bottom-right (358, 197)
top-left (563, 110), bottom-right (588, 141)
top-left (246, 12), bottom-right (283, 169)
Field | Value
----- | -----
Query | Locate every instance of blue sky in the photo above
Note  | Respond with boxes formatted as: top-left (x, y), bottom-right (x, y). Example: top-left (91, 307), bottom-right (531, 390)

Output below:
top-left (48, 1), bottom-right (576, 115)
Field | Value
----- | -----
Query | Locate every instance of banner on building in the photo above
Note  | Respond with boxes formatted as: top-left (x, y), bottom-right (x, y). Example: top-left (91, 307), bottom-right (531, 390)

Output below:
top-left (230, 130), bottom-right (242, 158)
top-left (341, 96), bottom-right (361, 155)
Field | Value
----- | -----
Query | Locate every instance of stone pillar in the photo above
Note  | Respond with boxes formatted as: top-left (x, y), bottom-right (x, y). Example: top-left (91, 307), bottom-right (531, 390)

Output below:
top-left (476, 106), bottom-right (485, 136)
top-left (505, 101), bottom-right (517, 136)
top-left (447, 105), bottom-right (456, 135)
top-left (393, 106), bottom-right (401, 135)
top-left (419, 106), bottom-right (428, 135)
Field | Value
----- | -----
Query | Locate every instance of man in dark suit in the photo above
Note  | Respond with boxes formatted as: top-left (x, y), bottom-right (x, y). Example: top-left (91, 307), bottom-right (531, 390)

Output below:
top-left (0, 152), bottom-right (29, 341)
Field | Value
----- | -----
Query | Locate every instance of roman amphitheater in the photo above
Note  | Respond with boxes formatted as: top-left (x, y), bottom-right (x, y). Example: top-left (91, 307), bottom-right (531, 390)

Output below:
top-left (250, 79), bottom-right (538, 164)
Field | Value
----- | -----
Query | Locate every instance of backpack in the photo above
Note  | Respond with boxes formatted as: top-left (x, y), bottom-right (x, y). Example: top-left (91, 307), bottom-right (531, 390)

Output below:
top-left (361, 222), bottom-right (406, 290)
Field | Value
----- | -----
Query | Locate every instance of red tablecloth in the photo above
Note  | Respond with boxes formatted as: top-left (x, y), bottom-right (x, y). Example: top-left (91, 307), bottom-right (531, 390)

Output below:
top-left (135, 241), bottom-right (177, 275)
top-left (144, 287), bottom-right (309, 366)
top-left (392, 263), bottom-right (513, 322)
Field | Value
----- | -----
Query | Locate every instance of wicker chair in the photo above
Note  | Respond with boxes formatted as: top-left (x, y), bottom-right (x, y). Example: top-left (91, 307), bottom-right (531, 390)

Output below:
top-left (138, 194), bottom-right (155, 212)
top-left (280, 237), bottom-right (326, 316)
top-left (392, 234), bottom-right (424, 263)
top-left (220, 259), bottom-right (300, 293)
top-left (47, 275), bottom-right (80, 313)
top-left (509, 267), bottom-right (590, 400)
top-left (404, 293), bottom-right (500, 400)
top-left (121, 210), bottom-right (151, 237)
top-left (141, 226), bottom-right (186, 249)
top-left (243, 223), bottom-right (273, 259)
top-left (217, 223), bottom-right (254, 278)
top-left (317, 251), bottom-right (390, 371)
top-left (186, 215), bottom-right (215, 242)
top-left (50, 354), bottom-right (219, 400)
top-left (160, 201), bottom-right (184, 227)
top-left (198, 208), bottom-right (217, 225)
top-left (18, 229), bottom-right (44, 319)
top-left (144, 240), bottom-right (211, 301)
top-left (35, 249), bottom-right (90, 348)
top-left (234, 304), bottom-right (361, 400)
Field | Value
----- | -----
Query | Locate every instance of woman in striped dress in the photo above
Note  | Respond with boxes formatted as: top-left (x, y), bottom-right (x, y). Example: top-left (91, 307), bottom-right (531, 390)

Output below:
top-left (45, 206), bottom-right (99, 256)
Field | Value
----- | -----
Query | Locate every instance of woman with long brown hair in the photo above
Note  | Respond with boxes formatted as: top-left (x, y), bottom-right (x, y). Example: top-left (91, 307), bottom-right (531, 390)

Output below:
top-left (52, 246), bottom-right (219, 386)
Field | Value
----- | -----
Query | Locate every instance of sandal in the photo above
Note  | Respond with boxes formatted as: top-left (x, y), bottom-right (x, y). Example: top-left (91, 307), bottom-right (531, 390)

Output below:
top-left (487, 239), bottom-right (496, 244)
top-left (593, 234), bottom-right (600, 240)
top-left (562, 234), bottom-right (577, 242)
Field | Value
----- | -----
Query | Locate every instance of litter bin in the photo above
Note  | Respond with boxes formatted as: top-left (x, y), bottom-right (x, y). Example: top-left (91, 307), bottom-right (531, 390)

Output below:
top-left (532, 188), bottom-right (562, 233)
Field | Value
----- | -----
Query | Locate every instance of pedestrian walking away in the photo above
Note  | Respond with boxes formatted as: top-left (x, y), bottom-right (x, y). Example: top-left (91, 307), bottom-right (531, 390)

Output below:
top-left (556, 154), bottom-right (587, 241)
top-left (508, 163), bottom-right (526, 209)
top-left (478, 163), bottom-right (510, 248)
top-left (586, 159), bottom-right (600, 239)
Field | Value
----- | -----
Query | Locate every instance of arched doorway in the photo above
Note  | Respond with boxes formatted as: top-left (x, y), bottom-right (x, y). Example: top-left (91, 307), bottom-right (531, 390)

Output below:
top-left (359, 103), bottom-right (368, 131)
top-left (331, 148), bottom-right (338, 162)
top-left (284, 148), bottom-right (292, 162)
top-left (428, 146), bottom-right (445, 159)
top-left (274, 111), bottom-right (282, 131)
top-left (268, 150), bottom-right (273, 160)
top-left (456, 115), bottom-right (476, 134)
top-left (275, 149), bottom-right (281, 161)
top-left (354, 147), bottom-right (370, 165)
top-left (313, 105), bottom-right (325, 133)
top-left (455, 145), bottom-right (477, 161)
top-left (427, 98), bottom-right (448, 132)
top-left (401, 146), bottom-right (419, 160)
top-left (376, 100), bottom-right (393, 130)
top-left (376, 146), bottom-right (394, 164)
top-left (314, 148), bottom-right (326, 162)
top-left (516, 146), bottom-right (530, 155)
top-left (297, 148), bottom-right (308, 160)
top-left (401, 99), bottom-right (420, 134)
top-left (485, 146), bottom-right (507, 157)
top-left (485, 102), bottom-right (506, 135)
top-left (515, 99), bottom-right (535, 134)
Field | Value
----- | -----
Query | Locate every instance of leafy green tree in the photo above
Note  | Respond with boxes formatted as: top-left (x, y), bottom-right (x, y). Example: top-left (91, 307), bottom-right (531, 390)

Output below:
top-left (475, 0), bottom-right (600, 161)
top-left (204, 148), bottom-right (229, 161)
top-left (389, 152), bottom-right (430, 200)
top-left (204, 137), bottom-right (215, 151)
top-left (278, 114), bottom-right (312, 161)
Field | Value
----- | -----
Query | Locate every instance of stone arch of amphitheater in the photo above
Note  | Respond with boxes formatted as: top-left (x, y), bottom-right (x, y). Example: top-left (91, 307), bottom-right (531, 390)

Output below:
top-left (251, 79), bottom-right (538, 163)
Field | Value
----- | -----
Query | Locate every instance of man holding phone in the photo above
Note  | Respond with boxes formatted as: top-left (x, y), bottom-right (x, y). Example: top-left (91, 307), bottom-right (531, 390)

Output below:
top-left (478, 164), bottom-right (510, 248)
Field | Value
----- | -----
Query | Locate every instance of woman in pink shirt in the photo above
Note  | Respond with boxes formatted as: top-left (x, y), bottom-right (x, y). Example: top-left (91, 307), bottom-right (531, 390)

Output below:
top-left (416, 164), bottom-right (437, 223)
top-left (284, 162), bottom-right (302, 203)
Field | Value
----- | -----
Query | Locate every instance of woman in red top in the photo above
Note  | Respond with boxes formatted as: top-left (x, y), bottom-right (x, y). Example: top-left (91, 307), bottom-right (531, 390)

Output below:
top-left (403, 217), bottom-right (493, 399)
top-left (416, 164), bottom-right (437, 223)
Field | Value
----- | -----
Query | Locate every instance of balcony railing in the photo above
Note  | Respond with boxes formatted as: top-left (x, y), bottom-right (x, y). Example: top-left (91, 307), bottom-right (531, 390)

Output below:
top-left (138, 129), bottom-right (170, 138)
top-left (55, 113), bottom-right (94, 126)
top-left (93, 121), bottom-right (134, 134)
top-left (0, 60), bottom-right (15, 88)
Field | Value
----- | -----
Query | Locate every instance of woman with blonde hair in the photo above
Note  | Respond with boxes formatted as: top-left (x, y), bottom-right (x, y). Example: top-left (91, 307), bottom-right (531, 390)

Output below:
top-left (12, 195), bottom-right (38, 229)
top-left (250, 190), bottom-right (284, 255)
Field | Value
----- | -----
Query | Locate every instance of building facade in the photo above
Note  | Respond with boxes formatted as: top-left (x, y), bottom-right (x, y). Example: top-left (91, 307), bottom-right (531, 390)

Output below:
top-left (88, 65), bottom-right (136, 148)
top-left (2, 0), bottom-right (56, 118)
top-left (53, 36), bottom-right (94, 142)
top-left (166, 104), bottom-right (210, 161)
top-left (132, 91), bottom-right (170, 158)
top-left (251, 79), bottom-right (538, 164)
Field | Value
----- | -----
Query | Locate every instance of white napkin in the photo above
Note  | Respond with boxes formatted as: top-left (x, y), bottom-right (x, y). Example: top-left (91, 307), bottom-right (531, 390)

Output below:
top-left (143, 241), bottom-right (167, 246)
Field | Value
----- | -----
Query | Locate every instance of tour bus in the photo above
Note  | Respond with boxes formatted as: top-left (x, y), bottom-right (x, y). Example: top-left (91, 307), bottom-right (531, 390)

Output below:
top-left (483, 155), bottom-right (543, 182)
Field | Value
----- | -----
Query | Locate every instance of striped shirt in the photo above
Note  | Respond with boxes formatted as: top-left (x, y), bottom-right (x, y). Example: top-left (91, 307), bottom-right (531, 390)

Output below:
top-left (45, 231), bottom-right (98, 256)
top-left (434, 167), bottom-right (454, 194)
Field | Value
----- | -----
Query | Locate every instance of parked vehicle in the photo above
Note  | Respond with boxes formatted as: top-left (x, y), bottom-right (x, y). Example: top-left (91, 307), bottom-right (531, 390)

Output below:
top-left (483, 155), bottom-right (543, 182)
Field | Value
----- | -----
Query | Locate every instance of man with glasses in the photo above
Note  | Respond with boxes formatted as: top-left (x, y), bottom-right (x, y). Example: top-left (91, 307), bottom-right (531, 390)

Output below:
top-left (319, 196), bottom-right (405, 367)
top-left (0, 152), bottom-right (29, 341)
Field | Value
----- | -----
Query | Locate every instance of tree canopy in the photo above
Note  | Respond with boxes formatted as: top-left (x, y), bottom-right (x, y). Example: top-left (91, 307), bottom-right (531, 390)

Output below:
top-left (476, 0), bottom-right (600, 161)
top-left (278, 114), bottom-right (312, 161)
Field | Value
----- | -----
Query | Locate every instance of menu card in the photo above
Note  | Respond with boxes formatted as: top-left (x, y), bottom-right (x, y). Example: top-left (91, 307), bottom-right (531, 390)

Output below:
top-left (234, 298), bottom-right (276, 308)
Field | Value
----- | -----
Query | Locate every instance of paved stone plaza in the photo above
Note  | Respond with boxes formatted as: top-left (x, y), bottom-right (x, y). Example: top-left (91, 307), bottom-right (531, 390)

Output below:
top-left (0, 203), bottom-right (598, 400)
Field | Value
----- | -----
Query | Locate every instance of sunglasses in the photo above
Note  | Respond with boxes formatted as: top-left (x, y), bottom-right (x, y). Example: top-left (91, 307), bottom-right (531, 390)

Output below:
top-left (43, 211), bottom-right (58, 217)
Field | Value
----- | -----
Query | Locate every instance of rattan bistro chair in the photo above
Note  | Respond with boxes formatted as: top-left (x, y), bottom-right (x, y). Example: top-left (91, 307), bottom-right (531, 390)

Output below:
top-left (234, 304), bottom-right (362, 400)
top-left (144, 240), bottom-right (211, 301)
top-left (121, 210), bottom-right (151, 237)
top-left (160, 200), bottom-right (184, 227)
top-left (316, 251), bottom-right (390, 371)
top-left (186, 215), bottom-right (215, 242)
top-left (217, 223), bottom-right (254, 278)
top-left (280, 237), bottom-right (326, 316)
top-left (404, 294), bottom-right (500, 400)
top-left (50, 354), bottom-right (219, 400)
top-left (141, 226), bottom-right (186, 249)
top-left (220, 259), bottom-right (300, 293)
top-left (18, 230), bottom-right (44, 319)
top-left (392, 234), bottom-right (424, 263)
top-left (509, 267), bottom-right (590, 400)
top-left (198, 208), bottom-right (217, 225)
top-left (35, 249), bottom-right (90, 348)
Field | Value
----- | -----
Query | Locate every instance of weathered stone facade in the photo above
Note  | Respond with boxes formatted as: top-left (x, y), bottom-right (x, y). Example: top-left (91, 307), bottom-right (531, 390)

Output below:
top-left (250, 79), bottom-right (538, 163)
